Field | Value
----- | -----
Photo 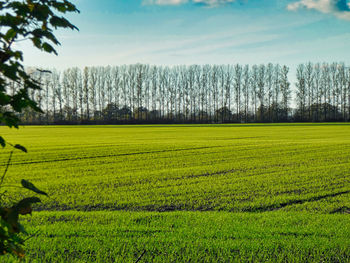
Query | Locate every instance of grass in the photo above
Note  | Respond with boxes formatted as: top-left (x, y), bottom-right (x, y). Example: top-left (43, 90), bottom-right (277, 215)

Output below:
top-left (0, 123), bottom-right (349, 262)
top-left (13, 211), bottom-right (350, 263)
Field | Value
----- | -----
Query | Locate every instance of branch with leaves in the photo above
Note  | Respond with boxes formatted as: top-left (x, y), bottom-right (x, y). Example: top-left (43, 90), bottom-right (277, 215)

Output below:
top-left (0, 0), bottom-right (79, 143)
top-left (0, 146), bottom-right (48, 259)
top-left (0, 0), bottom-right (79, 259)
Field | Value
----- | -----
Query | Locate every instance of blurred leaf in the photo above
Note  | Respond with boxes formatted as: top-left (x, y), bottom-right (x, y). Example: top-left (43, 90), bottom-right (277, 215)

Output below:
top-left (2, 208), bottom-right (20, 233)
top-left (21, 180), bottom-right (47, 196)
top-left (15, 197), bottom-right (41, 216)
top-left (41, 42), bottom-right (57, 55)
top-left (18, 206), bottom-right (32, 216)
top-left (16, 197), bottom-right (41, 207)
top-left (4, 29), bottom-right (17, 42)
top-left (11, 247), bottom-right (24, 259)
top-left (0, 137), bottom-right (5, 148)
top-left (13, 144), bottom-right (27, 153)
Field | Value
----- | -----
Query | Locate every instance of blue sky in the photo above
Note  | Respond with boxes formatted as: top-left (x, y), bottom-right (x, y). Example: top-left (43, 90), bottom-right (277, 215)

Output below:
top-left (20, 0), bottom-right (350, 71)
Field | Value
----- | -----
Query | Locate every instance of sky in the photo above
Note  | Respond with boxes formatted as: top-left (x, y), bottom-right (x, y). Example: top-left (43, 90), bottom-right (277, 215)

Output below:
top-left (19, 0), bottom-right (350, 73)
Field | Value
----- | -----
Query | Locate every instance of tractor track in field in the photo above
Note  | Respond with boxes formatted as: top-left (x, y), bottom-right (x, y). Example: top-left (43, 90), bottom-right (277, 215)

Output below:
top-left (0, 137), bottom-right (264, 166)
top-left (33, 190), bottom-right (350, 213)
top-left (244, 190), bottom-right (350, 212)
top-left (0, 145), bottom-right (228, 166)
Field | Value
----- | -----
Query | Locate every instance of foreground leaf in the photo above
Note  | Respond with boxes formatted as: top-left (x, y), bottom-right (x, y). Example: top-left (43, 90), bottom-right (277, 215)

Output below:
top-left (15, 197), bottom-right (41, 215)
top-left (14, 144), bottom-right (27, 153)
top-left (21, 180), bottom-right (47, 196)
top-left (0, 136), bottom-right (5, 148)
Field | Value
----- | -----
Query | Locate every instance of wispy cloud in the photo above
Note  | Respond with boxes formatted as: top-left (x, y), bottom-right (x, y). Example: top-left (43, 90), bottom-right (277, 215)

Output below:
top-left (144, 0), bottom-right (350, 20)
top-left (143, 0), bottom-right (236, 7)
top-left (287, 0), bottom-right (350, 20)
top-left (193, 0), bottom-right (236, 6)
top-left (142, 0), bottom-right (188, 5)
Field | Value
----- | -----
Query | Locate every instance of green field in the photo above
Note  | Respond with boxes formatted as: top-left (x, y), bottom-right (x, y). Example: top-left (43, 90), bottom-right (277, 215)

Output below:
top-left (0, 124), bottom-right (349, 262)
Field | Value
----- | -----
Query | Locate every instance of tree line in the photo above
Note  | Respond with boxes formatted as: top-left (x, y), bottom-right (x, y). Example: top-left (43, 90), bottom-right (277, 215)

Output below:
top-left (9, 62), bottom-right (350, 124)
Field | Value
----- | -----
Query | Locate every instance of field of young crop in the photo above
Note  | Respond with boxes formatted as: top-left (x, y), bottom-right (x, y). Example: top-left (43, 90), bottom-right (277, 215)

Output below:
top-left (0, 124), bottom-right (349, 262)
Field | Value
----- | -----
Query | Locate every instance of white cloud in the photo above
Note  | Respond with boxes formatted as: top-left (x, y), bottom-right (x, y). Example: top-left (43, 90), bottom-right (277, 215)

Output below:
top-left (142, 0), bottom-right (187, 5)
top-left (143, 0), bottom-right (235, 7)
top-left (287, 0), bottom-right (350, 20)
top-left (193, 0), bottom-right (236, 7)
top-left (142, 0), bottom-right (188, 5)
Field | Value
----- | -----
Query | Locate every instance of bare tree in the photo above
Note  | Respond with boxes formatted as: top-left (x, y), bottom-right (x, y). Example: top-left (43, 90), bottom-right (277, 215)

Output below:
top-left (296, 64), bottom-right (306, 121)
top-left (257, 64), bottom-right (266, 122)
top-left (280, 65), bottom-right (291, 121)
top-left (272, 64), bottom-right (281, 122)
top-left (242, 65), bottom-right (250, 122)
top-left (50, 69), bottom-right (60, 123)
top-left (321, 64), bottom-right (330, 121)
top-left (250, 65), bottom-right (259, 122)
top-left (265, 63), bottom-right (273, 122)
top-left (83, 67), bottom-right (90, 120)
top-left (313, 63), bottom-right (321, 121)
top-left (305, 62), bottom-right (314, 121)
